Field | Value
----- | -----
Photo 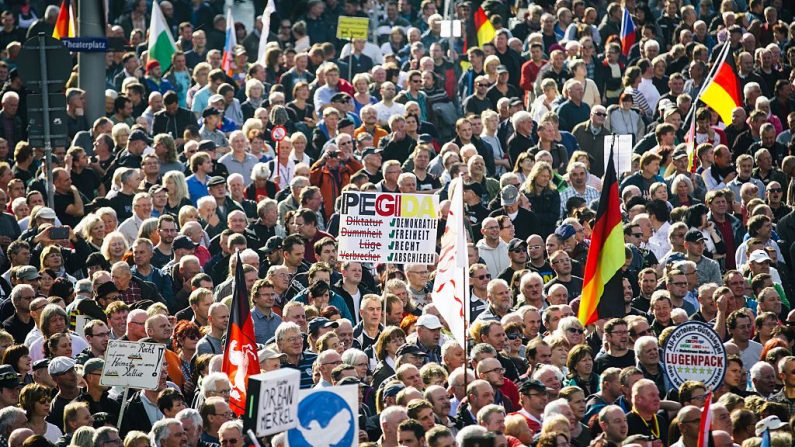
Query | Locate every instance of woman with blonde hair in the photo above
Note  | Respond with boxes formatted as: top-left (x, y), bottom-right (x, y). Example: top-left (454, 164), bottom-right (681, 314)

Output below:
top-left (484, 55), bottom-right (501, 84)
top-left (95, 207), bottom-right (118, 233)
top-left (523, 161), bottom-right (560, 238)
top-left (100, 231), bottom-right (128, 264)
top-left (532, 79), bottom-right (560, 124)
top-left (241, 79), bottom-right (266, 120)
top-left (570, 59), bottom-right (600, 107)
top-left (153, 133), bottom-right (181, 173)
top-left (78, 214), bottom-right (105, 252)
top-left (481, 109), bottom-right (509, 176)
top-left (123, 431), bottom-right (150, 447)
top-left (352, 73), bottom-right (377, 114)
top-left (162, 171), bottom-right (191, 215)
top-left (111, 123), bottom-right (130, 151)
top-left (68, 426), bottom-right (96, 447)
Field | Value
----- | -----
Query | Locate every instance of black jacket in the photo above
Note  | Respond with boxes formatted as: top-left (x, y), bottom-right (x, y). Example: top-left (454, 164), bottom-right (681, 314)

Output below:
top-left (119, 391), bottom-right (155, 434)
top-left (152, 107), bottom-right (196, 140)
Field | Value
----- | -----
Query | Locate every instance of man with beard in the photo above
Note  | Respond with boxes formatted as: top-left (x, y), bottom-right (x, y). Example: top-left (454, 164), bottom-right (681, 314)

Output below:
top-left (594, 319), bottom-right (636, 373)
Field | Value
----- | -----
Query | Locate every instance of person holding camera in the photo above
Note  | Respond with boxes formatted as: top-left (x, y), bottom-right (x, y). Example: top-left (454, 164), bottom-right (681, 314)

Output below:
top-left (309, 141), bottom-right (363, 220)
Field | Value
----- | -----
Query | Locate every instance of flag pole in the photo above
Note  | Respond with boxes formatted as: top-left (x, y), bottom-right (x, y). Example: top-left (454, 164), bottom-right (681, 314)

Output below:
top-left (682, 40), bottom-right (732, 130)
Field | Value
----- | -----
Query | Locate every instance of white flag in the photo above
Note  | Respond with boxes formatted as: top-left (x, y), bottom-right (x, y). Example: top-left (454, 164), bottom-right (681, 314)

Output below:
top-left (431, 176), bottom-right (470, 349)
top-left (258, 0), bottom-right (276, 65)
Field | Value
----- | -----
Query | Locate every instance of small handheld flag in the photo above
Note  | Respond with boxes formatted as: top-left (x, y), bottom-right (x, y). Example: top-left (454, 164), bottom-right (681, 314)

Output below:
top-left (474, 6), bottom-right (496, 47)
top-left (221, 8), bottom-right (237, 76)
top-left (52, 0), bottom-right (75, 40)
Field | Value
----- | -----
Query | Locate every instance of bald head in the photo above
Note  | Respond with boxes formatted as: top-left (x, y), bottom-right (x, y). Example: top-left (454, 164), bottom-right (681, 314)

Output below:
top-left (9, 428), bottom-right (33, 447)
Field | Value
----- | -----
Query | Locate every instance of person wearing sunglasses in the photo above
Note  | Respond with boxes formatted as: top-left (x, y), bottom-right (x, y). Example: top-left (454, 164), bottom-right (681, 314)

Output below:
top-left (765, 180), bottom-right (791, 222)
top-left (545, 249), bottom-right (583, 303)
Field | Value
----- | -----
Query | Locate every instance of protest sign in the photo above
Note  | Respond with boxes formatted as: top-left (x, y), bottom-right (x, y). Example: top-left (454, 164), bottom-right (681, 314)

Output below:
top-left (338, 191), bottom-right (439, 264)
top-left (244, 369), bottom-right (300, 437)
top-left (100, 340), bottom-right (167, 390)
top-left (662, 321), bottom-right (727, 391)
top-left (603, 134), bottom-right (633, 175)
top-left (336, 16), bottom-right (369, 40)
top-left (286, 385), bottom-right (358, 447)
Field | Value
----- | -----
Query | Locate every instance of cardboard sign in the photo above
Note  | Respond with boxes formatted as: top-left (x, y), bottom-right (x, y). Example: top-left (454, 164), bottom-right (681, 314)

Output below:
top-left (74, 315), bottom-right (92, 338)
top-left (337, 191), bottom-right (439, 264)
top-left (100, 340), bottom-right (167, 390)
top-left (336, 16), bottom-right (370, 40)
top-left (286, 385), bottom-right (359, 447)
top-left (244, 369), bottom-right (300, 437)
top-left (603, 134), bottom-right (633, 175)
top-left (662, 321), bottom-right (727, 391)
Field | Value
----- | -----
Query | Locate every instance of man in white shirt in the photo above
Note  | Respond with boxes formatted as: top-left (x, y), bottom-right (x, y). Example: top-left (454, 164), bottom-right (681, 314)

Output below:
top-left (373, 81), bottom-right (406, 127)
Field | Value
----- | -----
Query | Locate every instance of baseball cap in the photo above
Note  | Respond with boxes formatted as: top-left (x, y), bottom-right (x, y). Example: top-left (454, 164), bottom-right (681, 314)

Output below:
top-left (518, 378), bottom-right (547, 394)
top-left (83, 358), bottom-right (105, 376)
top-left (749, 249), bottom-right (772, 264)
top-left (496, 65), bottom-right (508, 73)
top-left (261, 236), bottom-right (284, 254)
top-left (360, 147), bottom-right (383, 160)
top-left (756, 415), bottom-right (787, 436)
top-left (75, 279), bottom-right (92, 295)
top-left (684, 229), bottom-right (707, 243)
top-left (396, 344), bottom-right (427, 357)
top-left (207, 176), bottom-right (226, 187)
top-left (0, 365), bottom-right (20, 388)
top-left (198, 140), bottom-right (217, 152)
top-left (145, 60), bottom-right (160, 73)
top-left (508, 238), bottom-right (527, 251)
top-left (417, 134), bottom-right (433, 144)
top-left (173, 235), bottom-right (198, 251)
top-left (555, 224), bottom-right (577, 240)
top-left (38, 207), bottom-right (57, 220)
top-left (500, 184), bottom-right (519, 206)
top-left (202, 107), bottom-right (221, 118)
top-left (337, 376), bottom-right (366, 387)
top-left (16, 265), bottom-right (40, 281)
top-left (308, 317), bottom-right (339, 335)
top-left (672, 149), bottom-right (688, 160)
top-left (48, 356), bottom-right (75, 376)
top-left (208, 94), bottom-right (225, 104)
top-left (96, 282), bottom-right (119, 300)
top-left (257, 347), bottom-right (287, 361)
top-left (330, 92), bottom-right (351, 103)
top-left (338, 118), bottom-right (355, 129)
top-left (416, 314), bottom-right (442, 330)
top-left (129, 129), bottom-right (153, 145)
top-left (463, 181), bottom-right (484, 197)
top-left (233, 45), bottom-right (247, 56)
top-left (32, 359), bottom-right (49, 371)
top-left (383, 382), bottom-right (405, 398)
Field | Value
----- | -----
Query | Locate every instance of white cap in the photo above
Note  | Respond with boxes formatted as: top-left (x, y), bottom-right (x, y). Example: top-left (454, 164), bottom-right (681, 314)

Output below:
top-left (416, 314), bottom-right (443, 330)
top-left (749, 249), bottom-right (772, 264)
top-left (756, 415), bottom-right (787, 436)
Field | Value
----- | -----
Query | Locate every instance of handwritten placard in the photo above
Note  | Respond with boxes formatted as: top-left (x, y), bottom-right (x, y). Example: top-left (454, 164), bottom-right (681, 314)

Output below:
top-left (244, 368), bottom-right (300, 437)
top-left (100, 340), bottom-right (166, 390)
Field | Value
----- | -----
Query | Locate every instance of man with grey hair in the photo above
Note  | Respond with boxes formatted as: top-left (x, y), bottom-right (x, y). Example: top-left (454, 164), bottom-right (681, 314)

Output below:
top-left (3, 284), bottom-right (35, 344)
top-left (477, 404), bottom-right (506, 432)
top-left (507, 111), bottom-right (534, 164)
top-left (92, 427), bottom-right (122, 447)
top-left (150, 418), bottom-right (187, 447)
top-left (572, 105), bottom-right (609, 177)
top-left (176, 409), bottom-right (203, 447)
top-left (750, 361), bottom-right (776, 398)
top-left (111, 260), bottom-right (164, 304)
top-left (218, 420), bottom-right (244, 447)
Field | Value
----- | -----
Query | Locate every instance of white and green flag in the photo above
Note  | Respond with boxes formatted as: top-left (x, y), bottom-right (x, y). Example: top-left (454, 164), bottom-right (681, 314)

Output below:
top-left (147, 1), bottom-right (176, 71)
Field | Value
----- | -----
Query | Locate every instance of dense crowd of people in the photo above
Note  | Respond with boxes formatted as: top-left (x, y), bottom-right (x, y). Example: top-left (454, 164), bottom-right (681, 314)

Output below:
top-left (0, 0), bottom-right (790, 446)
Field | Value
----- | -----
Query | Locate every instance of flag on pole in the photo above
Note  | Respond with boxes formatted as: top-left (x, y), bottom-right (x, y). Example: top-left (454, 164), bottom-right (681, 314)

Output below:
top-left (221, 252), bottom-right (260, 415)
top-left (431, 176), bottom-right (470, 349)
top-left (619, 7), bottom-right (636, 57)
top-left (52, 0), bottom-right (75, 39)
top-left (147, 1), bottom-right (177, 72)
top-left (699, 52), bottom-right (741, 126)
top-left (474, 6), bottom-right (496, 47)
top-left (221, 8), bottom-right (237, 76)
top-left (577, 147), bottom-right (626, 326)
top-left (697, 392), bottom-right (713, 447)
top-left (257, 0), bottom-right (276, 64)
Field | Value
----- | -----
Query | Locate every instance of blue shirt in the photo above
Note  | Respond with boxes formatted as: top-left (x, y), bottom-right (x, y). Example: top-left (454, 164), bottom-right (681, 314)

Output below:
top-left (252, 307), bottom-right (281, 345)
top-left (186, 174), bottom-right (208, 205)
top-left (283, 351), bottom-right (318, 389)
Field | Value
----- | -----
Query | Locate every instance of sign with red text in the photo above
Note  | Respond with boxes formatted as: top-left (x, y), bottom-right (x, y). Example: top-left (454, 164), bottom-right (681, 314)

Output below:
top-left (662, 321), bottom-right (727, 391)
top-left (338, 191), bottom-right (439, 264)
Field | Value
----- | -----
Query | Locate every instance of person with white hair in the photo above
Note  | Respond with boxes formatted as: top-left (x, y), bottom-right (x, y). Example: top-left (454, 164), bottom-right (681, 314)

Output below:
top-left (456, 425), bottom-right (488, 447)
top-left (508, 111), bottom-right (535, 164)
top-left (219, 130), bottom-right (258, 184)
top-left (380, 406), bottom-right (408, 446)
top-left (149, 418), bottom-right (186, 447)
top-left (200, 372), bottom-right (232, 401)
top-left (217, 420), bottom-right (244, 447)
top-left (175, 408), bottom-right (203, 447)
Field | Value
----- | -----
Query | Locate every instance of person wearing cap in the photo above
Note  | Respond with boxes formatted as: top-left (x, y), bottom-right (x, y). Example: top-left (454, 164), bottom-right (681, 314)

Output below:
top-left (477, 217), bottom-right (509, 279)
top-left (461, 181), bottom-right (490, 238)
top-left (499, 239), bottom-right (529, 284)
top-left (683, 229), bottom-right (722, 286)
top-left (46, 356), bottom-right (80, 432)
top-left (0, 364), bottom-right (21, 410)
top-left (143, 60), bottom-right (176, 96)
top-left (409, 314), bottom-right (443, 365)
top-left (258, 347), bottom-right (286, 373)
top-left (486, 65), bottom-right (521, 112)
top-left (356, 147), bottom-right (384, 184)
top-left (310, 143), bottom-right (363, 220)
top-left (199, 106), bottom-right (229, 151)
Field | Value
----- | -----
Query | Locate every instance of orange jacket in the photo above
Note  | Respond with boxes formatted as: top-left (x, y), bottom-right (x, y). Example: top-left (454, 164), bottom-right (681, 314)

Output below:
top-left (309, 158), bottom-right (363, 219)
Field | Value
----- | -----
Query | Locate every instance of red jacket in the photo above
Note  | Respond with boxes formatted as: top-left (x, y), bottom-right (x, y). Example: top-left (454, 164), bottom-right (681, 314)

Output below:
top-left (309, 157), bottom-right (363, 218)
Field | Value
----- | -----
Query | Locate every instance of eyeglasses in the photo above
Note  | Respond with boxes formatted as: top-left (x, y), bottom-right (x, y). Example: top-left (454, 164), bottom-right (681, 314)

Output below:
top-left (213, 389), bottom-right (232, 396)
top-left (510, 248), bottom-right (525, 253)
top-left (322, 360), bottom-right (343, 366)
top-left (566, 328), bottom-right (585, 334)
top-left (632, 233), bottom-right (643, 238)
top-left (483, 367), bottom-right (505, 374)
top-left (633, 329), bottom-right (651, 337)
top-left (594, 112), bottom-right (607, 117)
top-left (609, 330), bottom-right (629, 335)
top-left (90, 332), bottom-right (110, 337)
top-left (221, 440), bottom-right (240, 446)
top-left (477, 83), bottom-right (490, 87)
top-left (211, 411), bottom-right (235, 418)
top-left (680, 419), bottom-right (701, 425)
top-left (769, 188), bottom-right (783, 193)
top-left (471, 274), bottom-right (491, 280)
top-left (670, 282), bottom-right (688, 287)
top-left (689, 394), bottom-right (707, 401)
top-left (506, 333), bottom-right (523, 340)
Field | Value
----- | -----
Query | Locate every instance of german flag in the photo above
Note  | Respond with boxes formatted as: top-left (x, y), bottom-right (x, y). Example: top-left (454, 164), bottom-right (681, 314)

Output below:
top-left (577, 148), bottom-right (626, 326)
top-left (52, 0), bottom-right (75, 40)
top-left (474, 6), bottom-right (495, 46)
top-left (700, 50), bottom-right (741, 126)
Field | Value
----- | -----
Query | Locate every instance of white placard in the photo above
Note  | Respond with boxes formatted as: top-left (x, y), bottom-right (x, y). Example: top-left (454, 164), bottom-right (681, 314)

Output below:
top-left (603, 134), bottom-right (634, 175)
top-left (246, 369), bottom-right (300, 437)
top-left (338, 191), bottom-right (439, 264)
top-left (99, 340), bottom-right (166, 390)
top-left (440, 20), bottom-right (462, 38)
top-left (286, 385), bottom-right (359, 447)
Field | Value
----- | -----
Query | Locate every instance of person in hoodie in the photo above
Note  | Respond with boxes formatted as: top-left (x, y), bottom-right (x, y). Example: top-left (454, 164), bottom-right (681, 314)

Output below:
top-left (476, 216), bottom-right (510, 278)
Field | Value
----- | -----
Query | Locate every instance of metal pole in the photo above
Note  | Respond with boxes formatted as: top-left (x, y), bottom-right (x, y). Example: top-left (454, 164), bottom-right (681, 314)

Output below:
top-left (37, 33), bottom-right (54, 210)
top-left (78, 0), bottom-right (106, 125)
